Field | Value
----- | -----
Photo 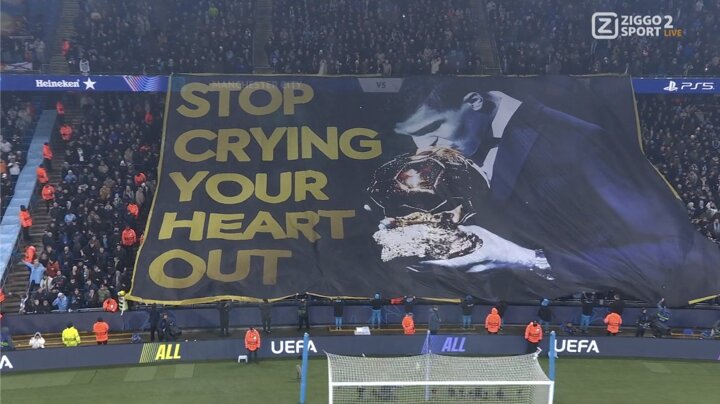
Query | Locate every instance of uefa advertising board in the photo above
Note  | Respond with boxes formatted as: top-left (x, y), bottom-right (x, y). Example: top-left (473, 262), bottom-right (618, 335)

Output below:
top-left (126, 75), bottom-right (720, 306)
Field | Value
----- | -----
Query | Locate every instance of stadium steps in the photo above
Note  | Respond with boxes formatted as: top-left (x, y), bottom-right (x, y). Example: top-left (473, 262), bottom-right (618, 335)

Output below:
top-left (252, 0), bottom-right (273, 73)
top-left (48, 0), bottom-right (80, 74)
top-left (1, 103), bottom-right (79, 313)
top-left (2, 149), bottom-right (67, 313)
top-left (476, 1), bottom-right (502, 74)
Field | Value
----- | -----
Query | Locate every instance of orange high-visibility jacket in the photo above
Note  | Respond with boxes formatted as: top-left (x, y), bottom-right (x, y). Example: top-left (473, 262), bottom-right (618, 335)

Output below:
top-left (42, 144), bottom-right (53, 160)
top-left (121, 228), bottom-right (137, 246)
top-left (20, 210), bottom-right (32, 227)
top-left (127, 203), bottom-right (139, 218)
top-left (402, 315), bottom-right (415, 335)
top-left (36, 166), bottom-right (49, 184)
top-left (60, 124), bottom-right (73, 141)
top-left (42, 184), bottom-right (55, 201)
top-left (485, 308), bottom-right (501, 333)
top-left (93, 321), bottom-right (110, 342)
top-left (525, 323), bottom-right (543, 343)
top-left (245, 329), bottom-right (261, 351)
top-left (604, 312), bottom-right (622, 334)
top-left (134, 172), bottom-right (146, 186)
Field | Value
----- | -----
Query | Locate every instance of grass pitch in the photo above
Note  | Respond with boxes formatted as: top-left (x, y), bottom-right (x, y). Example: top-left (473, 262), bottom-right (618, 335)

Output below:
top-left (1, 357), bottom-right (718, 403)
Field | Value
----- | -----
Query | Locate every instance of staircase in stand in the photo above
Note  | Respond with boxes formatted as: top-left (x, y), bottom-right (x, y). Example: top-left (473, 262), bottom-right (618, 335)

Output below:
top-left (475, 1), bottom-right (502, 74)
top-left (2, 106), bottom-right (82, 313)
top-left (48, 0), bottom-right (80, 74)
top-left (253, 0), bottom-right (273, 74)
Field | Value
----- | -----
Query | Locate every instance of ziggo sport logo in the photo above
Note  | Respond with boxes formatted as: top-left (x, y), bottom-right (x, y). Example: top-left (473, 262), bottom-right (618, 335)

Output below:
top-left (592, 12), bottom-right (683, 39)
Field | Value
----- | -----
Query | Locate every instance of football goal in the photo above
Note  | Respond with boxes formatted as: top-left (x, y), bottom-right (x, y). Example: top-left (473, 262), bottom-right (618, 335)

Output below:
top-left (326, 350), bottom-right (555, 403)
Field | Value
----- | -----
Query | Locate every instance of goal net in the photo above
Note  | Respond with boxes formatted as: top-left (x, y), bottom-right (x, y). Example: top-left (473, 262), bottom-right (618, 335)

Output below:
top-left (326, 352), bottom-right (554, 404)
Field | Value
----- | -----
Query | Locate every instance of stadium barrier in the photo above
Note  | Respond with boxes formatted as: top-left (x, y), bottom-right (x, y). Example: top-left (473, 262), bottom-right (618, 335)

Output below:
top-left (3, 304), bottom-right (719, 335)
top-left (2, 335), bottom-right (718, 373)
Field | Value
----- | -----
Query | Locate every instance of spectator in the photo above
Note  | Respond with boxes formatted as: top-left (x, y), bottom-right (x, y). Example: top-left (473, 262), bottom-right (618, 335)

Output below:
top-left (604, 311), bottom-right (623, 336)
top-left (62, 322), bottom-right (81, 347)
top-left (636, 308), bottom-right (651, 338)
top-left (609, 294), bottom-right (625, 315)
top-left (484, 307), bottom-right (501, 335)
top-left (217, 301), bottom-right (231, 337)
top-left (0, 327), bottom-right (15, 351)
top-left (296, 295), bottom-right (310, 331)
top-left (23, 258), bottom-right (44, 292)
top-left (403, 295), bottom-right (416, 314)
top-left (561, 322), bottom-right (579, 336)
top-left (93, 316), bottom-right (110, 345)
top-left (148, 304), bottom-right (160, 342)
top-left (332, 297), bottom-right (344, 331)
top-left (460, 295), bottom-right (475, 329)
top-left (52, 292), bottom-right (68, 312)
top-left (428, 305), bottom-right (441, 335)
top-left (259, 298), bottom-right (272, 334)
top-left (402, 312), bottom-right (415, 335)
top-left (29, 332), bottom-right (45, 349)
top-left (158, 312), bottom-right (170, 341)
top-left (580, 292), bottom-right (595, 334)
top-left (538, 299), bottom-right (552, 332)
top-left (370, 293), bottom-right (383, 329)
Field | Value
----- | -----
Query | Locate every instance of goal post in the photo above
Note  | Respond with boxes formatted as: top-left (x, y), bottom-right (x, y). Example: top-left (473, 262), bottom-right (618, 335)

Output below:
top-left (326, 348), bottom-right (555, 403)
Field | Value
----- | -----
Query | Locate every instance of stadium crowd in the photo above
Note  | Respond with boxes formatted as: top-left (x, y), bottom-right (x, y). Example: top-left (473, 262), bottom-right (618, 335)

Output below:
top-left (639, 94), bottom-right (720, 245)
top-left (3, 0), bottom-right (718, 318)
top-left (0, 12), bottom-right (46, 71)
top-left (0, 95), bottom-right (36, 216)
top-left (69, 0), bottom-right (254, 74)
top-left (490, 0), bottom-right (720, 75)
top-left (267, 0), bottom-right (484, 75)
top-left (20, 93), bottom-right (163, 314)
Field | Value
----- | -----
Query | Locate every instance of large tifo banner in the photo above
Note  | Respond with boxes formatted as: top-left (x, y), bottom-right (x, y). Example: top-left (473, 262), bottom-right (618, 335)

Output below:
top-left (129, 75), bottom-right (720, 305)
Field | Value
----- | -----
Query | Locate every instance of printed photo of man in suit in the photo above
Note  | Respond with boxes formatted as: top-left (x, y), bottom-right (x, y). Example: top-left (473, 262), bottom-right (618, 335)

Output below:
top-left (388, 80), bottom-right (720, 306)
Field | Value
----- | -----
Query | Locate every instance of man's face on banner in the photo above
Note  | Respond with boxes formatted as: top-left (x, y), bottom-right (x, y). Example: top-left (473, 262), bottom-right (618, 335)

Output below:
top-left (394, 92), bottom-right (489, 156)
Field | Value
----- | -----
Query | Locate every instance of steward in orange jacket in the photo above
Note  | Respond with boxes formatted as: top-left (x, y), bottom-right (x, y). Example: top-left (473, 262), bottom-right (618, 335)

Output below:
top-left (42, 184), bottom-right (55, 212)
top-left (134, 172), bottom-right (147, 186)
top-left (93, 317), bottom-right (110, 345)
top-left (36, 165), bottom-right (48, 185)
top-left (60, 124), bottom-right (73, 141)
top-left (121, 226), bottom-right (136, 246)
top-left (245, 327), bottom-right (261, 363)
top-left (42, 142), bottom-right (54, 171)
top-left (604, 312), bottom-right (622, 336)
top-left (19, 205), bottom-right (32, 241)
top-left (402, 313), bottom-right (415, 335)
top-left (485, 307), bottom-right (501, 334)
top-left (524, 321), bottom-right (543, 354)
top-left (127, 202), bottom-right (139, 218)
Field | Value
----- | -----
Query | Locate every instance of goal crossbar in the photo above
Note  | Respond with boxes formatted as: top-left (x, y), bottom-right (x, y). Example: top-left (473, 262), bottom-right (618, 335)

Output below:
top-left (331, 381), bottom-right (553, 387)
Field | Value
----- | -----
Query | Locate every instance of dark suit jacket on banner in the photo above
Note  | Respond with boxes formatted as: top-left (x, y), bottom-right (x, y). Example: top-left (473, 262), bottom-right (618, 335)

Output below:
top-left (456, 99), bottom-right (720, 306)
